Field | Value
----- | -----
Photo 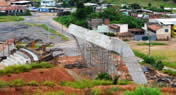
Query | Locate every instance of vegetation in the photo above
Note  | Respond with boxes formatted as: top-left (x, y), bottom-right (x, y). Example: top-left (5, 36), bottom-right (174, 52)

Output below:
top-left (33, 91), bottom-right (65, 95)
top-left (9, 79), bottom-right (25, 87)
top-left (54, 4), bottom-right (145, 29)
top-left (124, 87), bottom-right (161, 95)
top-left (105, 0), bottom-right (176, 8)
top-left (91, 88), bottom-right (102, 95)
top-left (106, 87), bottom-right (119, 95)
top-left (163, 69), bottom-right (176, 76)
top-left (60, 80), bottom-right (112, 89)
top-left (0, 62), bottom-right (53, 76)
top-left (26, 80), bottom-right (39, 86)
top-left (118, 79), bottom-right (133, 85)
top-left (137, 42), bottom-right (167, 46)
top-left (42, 81), bottom-right (56, 87)
top-left (0, 16), bottom-right (24, 22)
top-left (0, 81), bottom-right (9, 88)
top-left (133, 50), bottom-right (164, 70)
top-left (96, 72), bottom-right (112, 80)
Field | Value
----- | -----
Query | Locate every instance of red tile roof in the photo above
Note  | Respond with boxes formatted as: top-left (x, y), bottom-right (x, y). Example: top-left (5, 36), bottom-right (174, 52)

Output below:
top-left (0, 0), bottom-right (8, 7)
top-left (128, 28), bottom-right (145, 32)
top-left (148, 24), bottom-right (161, 31)
top-left (108, 24), bottom-right (120, 29)
top-left (0, 6), bottom-right (25, 11)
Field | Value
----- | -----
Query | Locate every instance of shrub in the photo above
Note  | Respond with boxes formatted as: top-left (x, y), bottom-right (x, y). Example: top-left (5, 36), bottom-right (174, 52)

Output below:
top-left (26, 81), bottom-right (39, 86)
top-left (113, 76), bottom-right (120, 85)
top-left (124, 87), bottom-right (161, 95)
top-left (9, 79), bottom-right (25, 87)
top-left (0, 81), bottom-right (9, 88)
top-left (60, 80), bottom-right (112, 89)
top-left (91, 88), bottom-right (102, 95)
top-left (133, 50), bottom-right (164, 70)
top-left (42, 81), bottom-right (56, 87)
top-left (96, 72), bottom-right (112, 81)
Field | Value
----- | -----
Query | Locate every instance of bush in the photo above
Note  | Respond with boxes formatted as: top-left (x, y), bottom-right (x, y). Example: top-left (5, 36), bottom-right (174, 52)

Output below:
top-left (26, 81), bottom-right (39, 86)
top-left (42, 81), bottom-right (56, 87)
top-left (9, 79), bottom-right (25, 87)
top-left (96, 72), bottom-right (112, 81)
top-left (0, 81), bottom-right (9, 88)
top-left (124, 87), bottom-right (161, 95)
top-left (91, 88), bottom-right (102, 95)
top-left (60, 80), bottom-right (112, 89)
top-left (133, 50), bottom-right (164, 70)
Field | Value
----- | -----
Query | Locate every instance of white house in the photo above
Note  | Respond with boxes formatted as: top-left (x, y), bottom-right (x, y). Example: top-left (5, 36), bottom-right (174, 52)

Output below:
top-left (40, 0), bottom-right (56, 7)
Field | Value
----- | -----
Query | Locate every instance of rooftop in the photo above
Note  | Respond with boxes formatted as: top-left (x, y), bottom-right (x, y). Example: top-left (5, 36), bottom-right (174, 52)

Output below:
top-left (148, 24), bottom-right (161, 31)
top-left (0, 0), bottom-right (8, 7)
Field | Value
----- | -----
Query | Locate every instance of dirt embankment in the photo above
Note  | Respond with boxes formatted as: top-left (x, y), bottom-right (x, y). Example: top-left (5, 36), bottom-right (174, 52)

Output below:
top-left (0, 67), bottom-right (74, 83)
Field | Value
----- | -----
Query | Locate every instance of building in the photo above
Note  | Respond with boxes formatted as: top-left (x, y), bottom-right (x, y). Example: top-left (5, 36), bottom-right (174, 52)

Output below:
top-left (118, 32), bottom-right (134, 40)
top-left (0, 0), bottom-right (26, 15)
top-left (148, 24), bottom-right (171, 40)
top-left (149, 18), bottom-right (176, 38)
top-left (0, 0), bottom-right (9, 8)
top-left (0, 6), bottom-right (26, 15)
top-left (40, 0), bottom-right (56, 7)
top-left (11, 0), bottom-right (32, 7)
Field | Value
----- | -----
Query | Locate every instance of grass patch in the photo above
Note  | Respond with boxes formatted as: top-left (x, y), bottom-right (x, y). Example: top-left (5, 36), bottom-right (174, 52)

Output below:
top-left (39, 24), bottom-right (69, 41)
top-left (106, 87), bottom-right (119, 95)
top-left (124, 86), bottom-right (161, 95)
top-left (163, 69), bottom-right (176, 76)
top-left (133, 50), bottom-right (164, 70)
top-left (60, 80), bottom-right (112, 89)
top-left (42, 81), bottom-right (56, 87)
top-left (118, 79), bottom-right (133, 85)
top-left (26, 80), bottom-right (39, 86)
top-left (91, 88), bottom-right (102, 95)
top-left (0, 16), bottom-right (24, 22)
top-left (9, 79), bottom-right (25, 87)
top-left (0, 62), bottom-right (53, 76)
top-left (23, 23), bottom-right (69, 41)
top-left (137, 42), bottom-right (167, 46)
top-left (105, 0), bottom-right (176, 8)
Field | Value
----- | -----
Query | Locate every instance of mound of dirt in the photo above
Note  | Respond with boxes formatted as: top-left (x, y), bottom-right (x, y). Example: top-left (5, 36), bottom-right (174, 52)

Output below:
top-left (0, 67), bottom-right (74, 83)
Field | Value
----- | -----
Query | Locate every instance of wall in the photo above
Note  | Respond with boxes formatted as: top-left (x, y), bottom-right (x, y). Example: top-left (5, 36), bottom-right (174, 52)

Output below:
top-left (156, 25), bottom-right (171, 40)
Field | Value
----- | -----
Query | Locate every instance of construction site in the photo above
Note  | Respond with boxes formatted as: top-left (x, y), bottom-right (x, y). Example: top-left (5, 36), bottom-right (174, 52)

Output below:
top-left (0, 24), bottom-right (176, 95)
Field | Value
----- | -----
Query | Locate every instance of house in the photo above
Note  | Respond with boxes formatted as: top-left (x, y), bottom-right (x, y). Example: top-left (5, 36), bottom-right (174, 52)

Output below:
top-left (88, 19), bottom-right (103, 30)
top-left (94, 24), bottom-right (110, 33)
top-left (148, 24), bottom-right (171, 40)
top-left (0, 0), bottom-right (26, 15)
top-left (40, 0), bottom-right (56, 7)
top-left (0, 0), bottom-right (9, 8)
top-left (118, 32), bottom-right (134, 40)
top-left (149, 18), bottom-right (176, 38)
top-left (0, 6), bottom-right (26, 15)
top-left (11, 0), bottom-right (32, 7)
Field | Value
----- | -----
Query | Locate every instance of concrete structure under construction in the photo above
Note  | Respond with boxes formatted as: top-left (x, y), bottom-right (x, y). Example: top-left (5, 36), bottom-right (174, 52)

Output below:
top-left (68, 24), bottom-right (148, 84)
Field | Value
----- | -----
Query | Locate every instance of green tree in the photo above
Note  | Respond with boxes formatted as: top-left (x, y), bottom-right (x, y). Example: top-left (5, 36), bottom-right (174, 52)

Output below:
top-left (129, 3), bottom-right (141, 9)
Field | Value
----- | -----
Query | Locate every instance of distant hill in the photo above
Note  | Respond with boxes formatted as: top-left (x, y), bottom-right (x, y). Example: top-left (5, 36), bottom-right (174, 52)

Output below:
top-left (105, 0), bottom-right (176, 8)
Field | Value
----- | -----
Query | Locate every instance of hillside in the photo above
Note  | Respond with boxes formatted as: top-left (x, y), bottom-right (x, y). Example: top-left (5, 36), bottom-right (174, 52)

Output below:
top-left (105, 0), bottom-right (176, 8)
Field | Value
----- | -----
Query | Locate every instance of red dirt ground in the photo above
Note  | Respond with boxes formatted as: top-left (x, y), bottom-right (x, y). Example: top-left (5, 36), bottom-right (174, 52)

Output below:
top-left (0, 67), bottom-right (74, 83)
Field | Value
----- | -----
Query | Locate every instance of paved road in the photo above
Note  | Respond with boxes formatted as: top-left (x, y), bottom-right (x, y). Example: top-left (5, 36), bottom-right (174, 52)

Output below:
top-left (23, 13), bottom-right (80, 56)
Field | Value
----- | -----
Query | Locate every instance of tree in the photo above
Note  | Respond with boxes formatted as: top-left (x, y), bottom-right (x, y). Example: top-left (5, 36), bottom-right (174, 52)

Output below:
top-left (148, 3), bottom-right (152, 8)
top-left (129, 3), bottom-right (141, 9)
